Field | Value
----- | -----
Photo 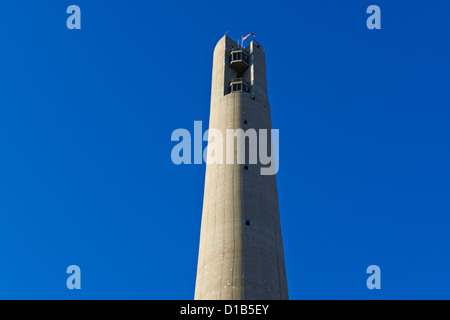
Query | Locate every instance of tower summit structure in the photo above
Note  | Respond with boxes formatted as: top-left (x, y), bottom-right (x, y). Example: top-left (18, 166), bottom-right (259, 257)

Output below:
top-left (194, 36), bottom-right (288, 300)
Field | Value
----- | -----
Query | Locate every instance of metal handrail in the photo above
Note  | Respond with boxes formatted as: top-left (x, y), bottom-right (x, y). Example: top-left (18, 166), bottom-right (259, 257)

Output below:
top-left (230, 47), bottom-right (249, 53)
top-left (230, 78), bottom-right (250, 85)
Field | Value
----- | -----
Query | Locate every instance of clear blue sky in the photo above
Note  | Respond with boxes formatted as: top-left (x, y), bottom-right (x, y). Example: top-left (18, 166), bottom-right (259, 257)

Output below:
top-left (0, 0), bottom-right (449, 299)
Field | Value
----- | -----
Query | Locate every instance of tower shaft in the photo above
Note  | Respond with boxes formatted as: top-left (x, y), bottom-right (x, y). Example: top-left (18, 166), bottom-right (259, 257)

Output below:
top-left (195, 36), bottom-right (288, 300)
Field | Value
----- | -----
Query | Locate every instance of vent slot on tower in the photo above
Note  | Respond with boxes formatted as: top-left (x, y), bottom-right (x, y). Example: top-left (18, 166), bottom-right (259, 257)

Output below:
top-left (229, 49), bottom-right (249, 77)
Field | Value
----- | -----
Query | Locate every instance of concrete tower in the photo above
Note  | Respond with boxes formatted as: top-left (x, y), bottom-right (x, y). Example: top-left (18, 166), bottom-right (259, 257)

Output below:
top-left (194, 36), bottom-right (288, 300)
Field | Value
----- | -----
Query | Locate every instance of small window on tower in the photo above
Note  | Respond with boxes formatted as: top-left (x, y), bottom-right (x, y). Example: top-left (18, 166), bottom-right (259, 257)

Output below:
top-left (244, 165), bottom-right (249, 170)
top-left (244, 220), bottom-right (252, 226)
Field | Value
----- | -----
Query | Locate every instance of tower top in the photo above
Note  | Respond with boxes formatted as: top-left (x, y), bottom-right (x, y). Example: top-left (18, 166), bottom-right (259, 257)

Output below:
top-left (211, 35), bottom-right (268, 101)
top-left (217, 34), bottom-right (264, 52)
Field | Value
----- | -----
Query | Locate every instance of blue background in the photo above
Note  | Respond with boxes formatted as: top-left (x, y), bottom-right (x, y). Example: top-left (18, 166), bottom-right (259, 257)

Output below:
top-left (0, 0), bottom-right (449, 299)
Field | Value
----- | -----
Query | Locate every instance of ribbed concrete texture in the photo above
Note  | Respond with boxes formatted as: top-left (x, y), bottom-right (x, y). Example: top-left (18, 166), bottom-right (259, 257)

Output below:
top-left (195, 36), bottom-right (288, 300)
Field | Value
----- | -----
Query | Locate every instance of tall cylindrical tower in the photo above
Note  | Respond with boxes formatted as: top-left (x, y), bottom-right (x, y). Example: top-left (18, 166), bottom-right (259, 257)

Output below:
top-left (194, 36), bottom-right (288, 300)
